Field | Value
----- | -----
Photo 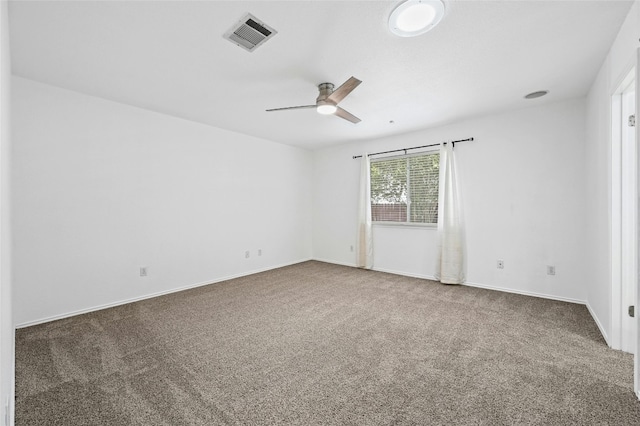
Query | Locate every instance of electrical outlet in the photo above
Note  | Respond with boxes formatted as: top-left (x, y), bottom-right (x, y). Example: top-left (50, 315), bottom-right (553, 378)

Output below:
top-left (547, 265), bottom-right (556, 275)
top-left (140, 267), bottom-right (148, 277)
top-left (245, 251), bottom-right (250, 258)
top-left (497, 260), bottom-right (504, 269)
top-left (258, 249), bottom-right (262, 256)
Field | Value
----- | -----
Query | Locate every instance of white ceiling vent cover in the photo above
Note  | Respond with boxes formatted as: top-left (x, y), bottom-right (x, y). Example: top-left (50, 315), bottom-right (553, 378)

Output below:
top-left (223, 13), bottom-right (277, 52)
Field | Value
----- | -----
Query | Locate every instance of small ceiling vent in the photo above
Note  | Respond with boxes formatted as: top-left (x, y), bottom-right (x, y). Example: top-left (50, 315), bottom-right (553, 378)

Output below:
top-left (223, 13), bottom-right (277, 52)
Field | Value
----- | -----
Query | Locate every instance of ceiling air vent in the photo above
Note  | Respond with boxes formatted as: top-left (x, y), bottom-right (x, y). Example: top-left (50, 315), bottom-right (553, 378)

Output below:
top-left (223, 13), bottom-right (277, 52)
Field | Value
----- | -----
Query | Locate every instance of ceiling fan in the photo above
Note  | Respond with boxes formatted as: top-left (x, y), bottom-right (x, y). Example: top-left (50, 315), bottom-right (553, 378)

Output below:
top-left (266, 76), bottom-right (362, 123)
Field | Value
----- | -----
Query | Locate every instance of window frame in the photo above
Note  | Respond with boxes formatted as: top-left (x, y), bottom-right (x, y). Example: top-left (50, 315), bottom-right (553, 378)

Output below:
top-left (370, 150), bottom-right (440, 229)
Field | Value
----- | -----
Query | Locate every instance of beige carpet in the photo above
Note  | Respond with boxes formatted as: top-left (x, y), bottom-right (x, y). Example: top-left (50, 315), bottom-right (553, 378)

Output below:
top-left (15, 261), bottom-right (640, 425)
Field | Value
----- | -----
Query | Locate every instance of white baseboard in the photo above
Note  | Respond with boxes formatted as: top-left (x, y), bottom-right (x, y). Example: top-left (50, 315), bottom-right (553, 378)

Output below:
top-left (312, 260), bottom-right (433, 281)
top-left (16, 258), bottom-right (312, 329)
top-left (312, 257), bottom-right (357, 268)
top-left (372, 266), bottom-right (435, 281)
top-left (314, 259), bottom-right (587, 306)
top-left (463, 280), bottom-right (585, 305)
top-left (585, 301), bottom-right (610, 347)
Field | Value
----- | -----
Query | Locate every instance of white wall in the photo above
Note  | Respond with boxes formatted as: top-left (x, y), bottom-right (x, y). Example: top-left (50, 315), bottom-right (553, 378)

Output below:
top-left (0, 0), bottom-right (13, 423)
top-left (313, 98), bottom-right (587, 303)
top-left (585, 0), bottom-right (639, 345)
top-left (12, 77), bottom-right (313, 326)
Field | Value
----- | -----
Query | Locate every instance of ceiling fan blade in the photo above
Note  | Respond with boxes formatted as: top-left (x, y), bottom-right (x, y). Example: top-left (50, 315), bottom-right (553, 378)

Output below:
top-left (334, 107), bottom-right (361, 124)
top-left (327, 76), bottom-right (362, 104)
top-left (266, 105), bottom-right (316, 112)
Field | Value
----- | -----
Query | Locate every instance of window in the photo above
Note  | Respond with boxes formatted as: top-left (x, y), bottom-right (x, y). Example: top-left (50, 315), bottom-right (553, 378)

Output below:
top-left (370, 152), bottom-right (439, 224)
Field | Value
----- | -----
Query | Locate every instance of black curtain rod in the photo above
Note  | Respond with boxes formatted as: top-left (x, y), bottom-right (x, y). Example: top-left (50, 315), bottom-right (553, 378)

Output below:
top-left (352, 137), bottom-right (474, 159)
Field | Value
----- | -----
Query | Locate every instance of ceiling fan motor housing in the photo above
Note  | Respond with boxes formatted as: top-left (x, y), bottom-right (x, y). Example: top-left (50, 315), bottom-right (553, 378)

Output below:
top-left (317, 83), bottom-right (335, 105)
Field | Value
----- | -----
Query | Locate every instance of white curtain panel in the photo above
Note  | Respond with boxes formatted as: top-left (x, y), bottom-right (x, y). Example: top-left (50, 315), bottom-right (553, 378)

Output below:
top-left (434, 143), bottom-right (466, 284)
top-left (357, 154), bottom-right (373, 269)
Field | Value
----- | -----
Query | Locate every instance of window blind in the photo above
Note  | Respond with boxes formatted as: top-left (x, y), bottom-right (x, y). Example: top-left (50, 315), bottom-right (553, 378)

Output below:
top-left (370, 152), bottom-right (439, 224)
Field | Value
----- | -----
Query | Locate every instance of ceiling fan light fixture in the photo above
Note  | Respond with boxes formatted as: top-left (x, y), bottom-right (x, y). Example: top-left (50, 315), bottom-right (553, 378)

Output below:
top-left (317, 104), bottom-right (338, 115)
top-left (389, 0), bottom-right (445, 37)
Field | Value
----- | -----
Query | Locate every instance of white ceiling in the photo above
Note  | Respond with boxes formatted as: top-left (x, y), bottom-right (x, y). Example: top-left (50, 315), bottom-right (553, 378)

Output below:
top-left (8, 0), bottom-right (634, 149)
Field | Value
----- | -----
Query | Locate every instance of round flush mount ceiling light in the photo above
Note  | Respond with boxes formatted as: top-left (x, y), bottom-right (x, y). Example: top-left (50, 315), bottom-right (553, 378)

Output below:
top-left (524, 90), bottom-right (549, 99)
top-left (389, 0), bottom-right (446, 37)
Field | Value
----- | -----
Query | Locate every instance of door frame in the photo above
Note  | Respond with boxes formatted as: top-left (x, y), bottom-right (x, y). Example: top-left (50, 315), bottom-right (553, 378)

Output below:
top-left (611, 67), bottom-right (636, 354)
top-left (635, 48), bottom-right (640, 398)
